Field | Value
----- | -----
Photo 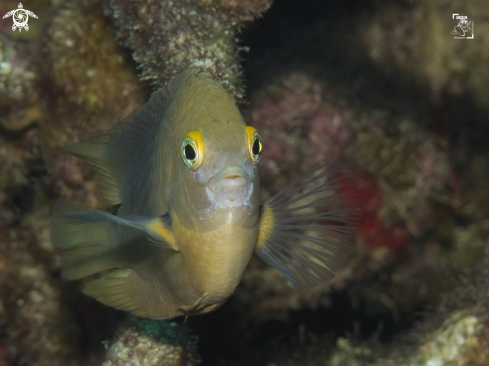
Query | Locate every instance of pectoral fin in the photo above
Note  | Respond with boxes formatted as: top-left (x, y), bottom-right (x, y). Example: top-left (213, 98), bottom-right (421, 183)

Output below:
top-left (51, 200), bottom-right (121, 280)
top-left (177, 292), bottom-right (222, 317)
top-left (255, 165), bottom-right (362, 291)
top-left (63, 208), bottom-right (177, 251)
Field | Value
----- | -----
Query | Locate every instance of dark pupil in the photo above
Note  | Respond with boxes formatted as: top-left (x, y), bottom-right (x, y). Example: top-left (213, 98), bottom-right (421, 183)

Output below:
top-left (252, 138), bottom-right (261, 155)
top-left (185, 143), bottom-right (196, 160)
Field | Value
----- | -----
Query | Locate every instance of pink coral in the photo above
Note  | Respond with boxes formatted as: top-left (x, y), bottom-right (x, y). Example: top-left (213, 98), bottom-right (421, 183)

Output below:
top-left (245, 73), bottom-right (351, 191)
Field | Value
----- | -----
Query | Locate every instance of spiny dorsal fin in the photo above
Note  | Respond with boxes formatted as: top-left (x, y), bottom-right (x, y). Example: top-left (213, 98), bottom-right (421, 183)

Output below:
top-left (61, 71), bottom-right (173, 207)
top-left (62, 132), bottom-right (119, 206)
top-left (102, 89), bottom-right (169, 200)
top-left (63, 69), bottom-right (213, 213)
top-left (101, 68), bottom-right (209, 215)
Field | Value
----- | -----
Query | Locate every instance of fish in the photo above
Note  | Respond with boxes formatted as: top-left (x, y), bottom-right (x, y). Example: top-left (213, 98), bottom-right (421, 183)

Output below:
top-left (50, 68), bottom-right (362, 320)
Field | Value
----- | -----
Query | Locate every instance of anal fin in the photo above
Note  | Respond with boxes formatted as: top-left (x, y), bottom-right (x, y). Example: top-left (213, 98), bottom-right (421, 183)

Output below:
top-left (83, 269), bottom-right (145, 316)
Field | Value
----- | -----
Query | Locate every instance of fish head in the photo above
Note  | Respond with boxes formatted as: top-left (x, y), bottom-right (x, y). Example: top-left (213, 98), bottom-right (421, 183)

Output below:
top-left (202, 123), bottom-right (261, 203)
top-left (173, 122), bottom-right (262, 231)
top-left (168, 70), bottom-right (262, 231)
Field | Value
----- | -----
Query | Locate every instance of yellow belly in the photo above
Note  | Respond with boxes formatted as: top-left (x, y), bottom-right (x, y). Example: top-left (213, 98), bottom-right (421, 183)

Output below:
top-left (172, 209), bottom-right (259, 309)
top-left (127, 209), bottom-right (259, 319)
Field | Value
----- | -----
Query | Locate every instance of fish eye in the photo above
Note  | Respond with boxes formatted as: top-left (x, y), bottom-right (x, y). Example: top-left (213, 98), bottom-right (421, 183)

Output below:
top-left (181, 130), bottom-right (204, 170)
top-left (252, 137), bottom-right (262, 156)
top-left (245, 126), bottom-right (262, 165)
top-left (184, 143), bottom-right (196, 161)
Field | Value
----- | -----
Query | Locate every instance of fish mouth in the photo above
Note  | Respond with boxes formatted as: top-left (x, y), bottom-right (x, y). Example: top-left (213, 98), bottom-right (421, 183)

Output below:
top-left (208, 166), bottom-right (251, 202)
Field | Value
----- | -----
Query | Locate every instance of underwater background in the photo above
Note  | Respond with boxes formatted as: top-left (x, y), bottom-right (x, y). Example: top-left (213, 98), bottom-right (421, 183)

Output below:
top-left (1, 0), bottom-right (489, 365)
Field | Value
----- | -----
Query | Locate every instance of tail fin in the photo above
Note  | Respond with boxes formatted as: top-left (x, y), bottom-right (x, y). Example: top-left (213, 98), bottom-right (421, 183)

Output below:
top-left (50, 201), bottom-right (122, 280)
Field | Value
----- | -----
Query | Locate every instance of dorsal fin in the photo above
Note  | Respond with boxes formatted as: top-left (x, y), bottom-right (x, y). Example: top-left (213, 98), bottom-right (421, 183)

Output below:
top-left (62, 131), bottom-right (120, 206)
top-left (62, 68), bottom-right (208, 212)
top-left (61, 78), bottom-right (170, 207)
top-left (102, 68), bottom-right (208, 216)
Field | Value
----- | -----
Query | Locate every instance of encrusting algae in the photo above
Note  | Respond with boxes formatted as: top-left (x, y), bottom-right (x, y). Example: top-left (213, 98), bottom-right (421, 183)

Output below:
top-left (102, 316), bottom-right (200, 366)
top-left (50, 68), bottom-right (362, 320)
top-left (109, 0), bottom-right (273, 100)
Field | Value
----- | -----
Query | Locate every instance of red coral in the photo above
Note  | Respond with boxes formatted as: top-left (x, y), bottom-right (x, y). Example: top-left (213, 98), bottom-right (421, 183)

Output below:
top-left (356, 172), bottom-right (411, 255)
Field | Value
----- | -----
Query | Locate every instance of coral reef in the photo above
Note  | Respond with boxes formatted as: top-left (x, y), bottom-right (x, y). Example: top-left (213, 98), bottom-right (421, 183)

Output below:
top-left (0, 35), bottom-right (39, 133)
top-left (245, 73), bottom-right (352, 197)
top-left (103, 317), bottom-right (200, 366)
top-left (40, 0), bottom-right (147, 206)
top-left (327, 271), bottom-right (489, 366)
top-left (220, 269), bottom-right (489, 366)
top-left (357, 121), bottom-right (446, 225)
top-left (356, 1), bottom-right (489, 109)
top-left (109, 0), bottom-right (272, 100)
top-left (0, 198), bottom-right (82, 366)
top-left (0, 132), bottom-right (30, 223)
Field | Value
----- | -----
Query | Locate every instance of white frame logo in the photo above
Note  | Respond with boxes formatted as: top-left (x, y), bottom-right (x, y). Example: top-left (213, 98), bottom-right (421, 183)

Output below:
top-left (451, 14), bottom-right (474, 39)
top-left (2, 3), bottom-right (38, 32)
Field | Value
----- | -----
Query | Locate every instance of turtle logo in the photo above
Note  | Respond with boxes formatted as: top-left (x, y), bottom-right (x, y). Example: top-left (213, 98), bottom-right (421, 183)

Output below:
top-left (2, 3), bottom-right (38, 32)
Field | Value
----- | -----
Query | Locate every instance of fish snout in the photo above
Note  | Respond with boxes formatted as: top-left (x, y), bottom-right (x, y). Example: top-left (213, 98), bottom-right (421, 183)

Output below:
top-left (208, 166), bottom-right (250, 201)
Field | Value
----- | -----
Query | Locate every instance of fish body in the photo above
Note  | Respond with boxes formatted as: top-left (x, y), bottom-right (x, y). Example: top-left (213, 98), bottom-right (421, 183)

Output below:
top-left (51, 68), bottom-right (361, 319)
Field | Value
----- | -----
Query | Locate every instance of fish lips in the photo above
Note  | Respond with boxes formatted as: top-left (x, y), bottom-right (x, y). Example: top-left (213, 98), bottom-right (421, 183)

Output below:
top-left (207, 166), bottom-right (251, 202)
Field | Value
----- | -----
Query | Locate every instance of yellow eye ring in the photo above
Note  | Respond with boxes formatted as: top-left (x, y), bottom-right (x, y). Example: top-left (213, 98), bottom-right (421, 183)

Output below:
top-left (181, 130), bottom-right (204, 170)
top-left (245, 126), bottom-right (262, 165)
